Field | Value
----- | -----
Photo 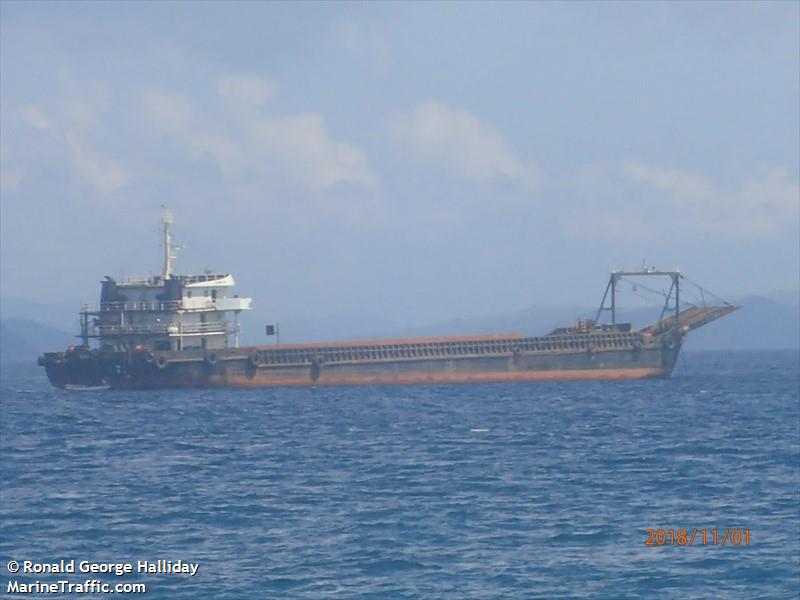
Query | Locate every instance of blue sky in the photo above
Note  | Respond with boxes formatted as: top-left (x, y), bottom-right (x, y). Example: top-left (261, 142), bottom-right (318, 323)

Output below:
top-left (1, 1), bottom-right (798, 326)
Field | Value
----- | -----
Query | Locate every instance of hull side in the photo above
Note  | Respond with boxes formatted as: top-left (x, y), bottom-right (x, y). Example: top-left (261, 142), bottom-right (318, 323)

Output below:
top-left (42, 343), bottom-right (680, 390)
top-left (215, 346), bottom-right (676, 387)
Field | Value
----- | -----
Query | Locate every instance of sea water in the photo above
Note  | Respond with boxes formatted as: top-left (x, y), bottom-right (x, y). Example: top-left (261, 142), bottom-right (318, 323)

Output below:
top-left (1, 350), bottom-right (798, 598)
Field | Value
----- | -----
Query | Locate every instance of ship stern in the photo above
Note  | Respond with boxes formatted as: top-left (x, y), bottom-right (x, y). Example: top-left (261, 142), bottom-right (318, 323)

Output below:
top-left (38, 348), bottom-right (119, 389)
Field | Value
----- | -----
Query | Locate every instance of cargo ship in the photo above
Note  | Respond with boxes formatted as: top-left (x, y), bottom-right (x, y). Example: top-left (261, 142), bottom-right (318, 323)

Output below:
top-left (39, 214), bottom-right (737, 389)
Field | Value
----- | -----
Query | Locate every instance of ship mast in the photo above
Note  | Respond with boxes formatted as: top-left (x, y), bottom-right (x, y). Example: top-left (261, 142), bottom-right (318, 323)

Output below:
top-left (161, 210), bottom-right (178, 280)
top-left (595, 269), bottom-right (682, 328)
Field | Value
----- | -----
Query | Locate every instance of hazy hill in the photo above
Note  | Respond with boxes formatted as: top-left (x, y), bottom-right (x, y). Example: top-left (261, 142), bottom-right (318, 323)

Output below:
top-left (243, 295), bottom-right (798, 351)
top-left (683, 296), bottom-right (799, 351)
top-left (350, 296), bottom-right (798, 351)
top-left (1, 295), bottom-right (80, 331)
top-left (0, 318), bottom-right (77, 364)
top-left (1, 293), bottom-right (797, 363)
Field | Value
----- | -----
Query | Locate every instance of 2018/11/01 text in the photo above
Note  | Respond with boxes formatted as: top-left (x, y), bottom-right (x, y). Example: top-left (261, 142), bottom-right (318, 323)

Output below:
top-left (645, 528), bottom-right (751, 546)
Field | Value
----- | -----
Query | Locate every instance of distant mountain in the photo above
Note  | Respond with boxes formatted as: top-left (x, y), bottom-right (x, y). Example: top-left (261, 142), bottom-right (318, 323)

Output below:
top-left (1, 295), bottom-right (80, 331)
top-left (1, 293), bottom-right (797, 363)
top-left (684, 295), bottom-right (799, 351)
top-left (391, 296), bottom-right (798, 351)
top-left (766, 290), bottom-right (800, 307)
top-left (237, 309), bottom-right (400, 346)
top-left (0, 319), bottom-right (76, 364)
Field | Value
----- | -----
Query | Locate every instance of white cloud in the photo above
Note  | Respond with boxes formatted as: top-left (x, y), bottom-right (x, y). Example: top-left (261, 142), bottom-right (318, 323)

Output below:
top-left (143, 90), bottom-right (243, 178)
top-left (62, 131), bottom-right (128, 195)
top-left (0, 144), bottom-right (22, 191)
top-left (392, 101), bottom-right (537, 187)
top-left (335, 21), bottom-right (389, 65)
top-left (217, 75), bottom-right (277, 115)
top-left (142, 90), bottom-right (196, 133)
top-left (730, 166), bottom-right (798, 217)
top-left (567, 161), bottom-right (799, 239)
top-left (142, 78), bottom-right (376, 191)
top-left (251, 113), bottom-right (375, 189)
top-left (19, 105), bottom-right (50, 130)
top-left (15, 102), bottom-right (128, 195)
top-left (622, 160), bottom-right (714, 202)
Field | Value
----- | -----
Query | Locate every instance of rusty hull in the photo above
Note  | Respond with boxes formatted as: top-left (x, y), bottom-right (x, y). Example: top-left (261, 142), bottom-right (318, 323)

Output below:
top-left (41, 330), bottom-right (681, 390)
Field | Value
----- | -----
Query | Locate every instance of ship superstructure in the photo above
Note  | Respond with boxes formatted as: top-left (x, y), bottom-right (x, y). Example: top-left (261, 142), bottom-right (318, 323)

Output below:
top-left (78, 213), bottom-right (251, 354)
top-left (39, 215), bottom-right (737, 390)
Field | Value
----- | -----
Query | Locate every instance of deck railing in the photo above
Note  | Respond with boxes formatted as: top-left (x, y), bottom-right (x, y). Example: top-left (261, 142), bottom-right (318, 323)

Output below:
top-left (91, 297), bottom-right (251, 313)
top-left (255, 331), bottom-right (647, 366)
top-left (97, 301), bottom-right (182, 312)
top-left (94, 322), bottom-right (228, 336)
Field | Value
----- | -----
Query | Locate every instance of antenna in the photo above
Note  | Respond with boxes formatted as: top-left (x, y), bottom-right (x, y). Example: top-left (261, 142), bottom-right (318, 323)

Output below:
top-left (161, 210), bottom-right (179, 279)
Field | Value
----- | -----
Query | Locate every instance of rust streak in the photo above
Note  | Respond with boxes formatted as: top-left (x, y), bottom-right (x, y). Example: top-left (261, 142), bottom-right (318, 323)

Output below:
top-left (220, 367), bottom-right (666, 388)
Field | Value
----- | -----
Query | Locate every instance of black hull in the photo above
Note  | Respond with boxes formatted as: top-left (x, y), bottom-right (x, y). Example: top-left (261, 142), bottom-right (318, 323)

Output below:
top-left (41, 332), bottom-right (682, 390)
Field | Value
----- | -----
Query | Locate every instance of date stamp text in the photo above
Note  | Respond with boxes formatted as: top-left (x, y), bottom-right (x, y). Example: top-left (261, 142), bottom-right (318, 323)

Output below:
top-left (645, 528), bottom-right (751, 546)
